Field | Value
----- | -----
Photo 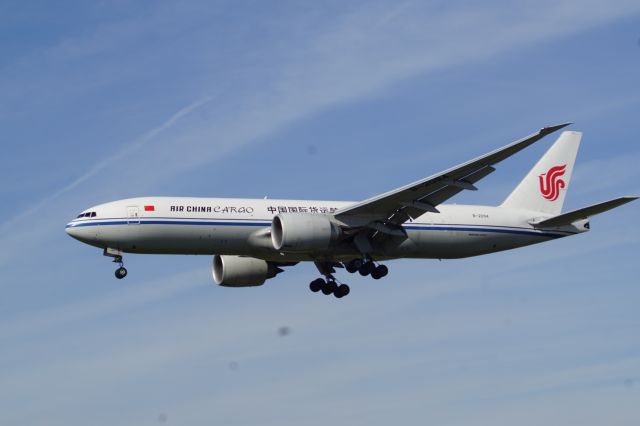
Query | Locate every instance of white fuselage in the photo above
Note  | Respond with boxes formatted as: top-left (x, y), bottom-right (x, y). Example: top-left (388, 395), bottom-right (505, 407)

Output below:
top-left (65, 197), bottom-right (587, 262)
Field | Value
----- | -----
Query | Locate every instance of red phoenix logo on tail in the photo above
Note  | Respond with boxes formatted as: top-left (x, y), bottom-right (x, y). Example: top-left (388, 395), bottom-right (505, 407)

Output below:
top-left (539, 164), bottom-right (566, 201)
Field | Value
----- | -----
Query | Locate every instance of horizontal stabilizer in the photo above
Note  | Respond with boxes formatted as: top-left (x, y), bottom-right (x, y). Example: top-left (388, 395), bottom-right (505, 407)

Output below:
top-left (534, 196), bottom-right (638, 227)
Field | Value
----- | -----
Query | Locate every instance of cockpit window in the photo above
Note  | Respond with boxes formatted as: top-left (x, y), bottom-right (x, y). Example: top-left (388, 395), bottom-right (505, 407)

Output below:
top-left (76, 212), bottom-right (96, 218)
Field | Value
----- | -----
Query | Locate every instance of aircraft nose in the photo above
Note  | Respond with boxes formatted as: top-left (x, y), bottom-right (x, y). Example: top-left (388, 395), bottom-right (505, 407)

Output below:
top-left (65, 223), bottom-right (80, 239)
top-left (65, 222), bottom-right (96, 244)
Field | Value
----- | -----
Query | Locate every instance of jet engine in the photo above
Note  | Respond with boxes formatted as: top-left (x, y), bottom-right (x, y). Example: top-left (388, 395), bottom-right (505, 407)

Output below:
top-left (212, 255), bottom-right (282, 287)
top-left (271, 213), bottom-right (341, 252)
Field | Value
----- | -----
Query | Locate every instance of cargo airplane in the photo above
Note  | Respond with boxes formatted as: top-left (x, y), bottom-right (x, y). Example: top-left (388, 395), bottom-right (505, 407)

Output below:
top-left (66, 124), bottom-right (636, 298)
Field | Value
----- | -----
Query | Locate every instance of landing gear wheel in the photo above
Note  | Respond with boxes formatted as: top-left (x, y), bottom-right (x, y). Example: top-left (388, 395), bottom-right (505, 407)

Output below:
top-left (309, 278), bottom-right (324, 293)
top-left (313, 261), bottom-right (351, 299)
top-left (321, 280), bottom-right (337, 295)
top-left (358, 261), bottom-right (374, 276)
top-left (334, 284), bottom-right (350, 298)
top-left (345, 259), bottom-right (363, 273)
top-left (371, 265), bottom-right (388, 280)
top-left (115, 267), bottom-right (128, 279)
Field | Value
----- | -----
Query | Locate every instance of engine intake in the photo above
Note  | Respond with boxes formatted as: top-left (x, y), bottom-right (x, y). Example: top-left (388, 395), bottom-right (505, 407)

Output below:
top-left (271, 213), bottom-right (341, 252)
top-left (212, 255), bottom-right (281, 287)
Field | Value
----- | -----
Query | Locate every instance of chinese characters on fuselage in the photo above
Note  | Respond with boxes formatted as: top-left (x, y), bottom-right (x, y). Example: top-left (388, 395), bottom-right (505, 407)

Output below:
top-left (267, 206), bottom-right (338, 214)
top-left (167, 205), bottom-right (338, 215)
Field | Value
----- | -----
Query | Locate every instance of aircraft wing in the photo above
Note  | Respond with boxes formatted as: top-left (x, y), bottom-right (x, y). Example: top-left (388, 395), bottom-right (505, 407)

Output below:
top-left (335, 123), bottom-right (571, 226)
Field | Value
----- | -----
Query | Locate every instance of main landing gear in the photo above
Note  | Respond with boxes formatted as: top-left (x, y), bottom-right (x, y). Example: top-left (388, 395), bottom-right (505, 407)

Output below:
top-left (104, 248), bottom-right (127, 279)
top-left (311, 258), bottom-right (389, 299)
top-left (311, 261), bottom-right (350, 299)
top-left (344, 258), bottom-right (388, 279)
top-left (309, 277), bottom-right (351, 299)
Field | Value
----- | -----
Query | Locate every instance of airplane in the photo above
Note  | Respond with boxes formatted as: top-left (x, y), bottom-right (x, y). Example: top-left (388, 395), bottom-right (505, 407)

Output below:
top-left (65, 123), bottom-right (637, 298)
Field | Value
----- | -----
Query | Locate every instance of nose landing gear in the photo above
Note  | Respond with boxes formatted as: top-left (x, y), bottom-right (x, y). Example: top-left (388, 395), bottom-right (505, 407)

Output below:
top-left (114, 260), bottom-right (127, 279)
top-left (104, 248), bottom-right (127, 279)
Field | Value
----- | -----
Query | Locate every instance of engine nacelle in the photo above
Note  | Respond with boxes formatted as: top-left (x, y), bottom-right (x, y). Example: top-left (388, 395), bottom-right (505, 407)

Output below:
top-left (212, 255), bottom-right (280, 287)
top-left (271, 213), bottom-right (341, 252)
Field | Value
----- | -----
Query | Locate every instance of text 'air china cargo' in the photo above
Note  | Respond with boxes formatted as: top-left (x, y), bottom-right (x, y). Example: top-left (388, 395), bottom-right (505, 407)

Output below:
top-left (66, 124), bottom-right (637, 298)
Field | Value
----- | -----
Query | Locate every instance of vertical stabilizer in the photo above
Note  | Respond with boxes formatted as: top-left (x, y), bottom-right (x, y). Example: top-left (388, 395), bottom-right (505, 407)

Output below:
top-left (501, 131), bottom-right (581, 215)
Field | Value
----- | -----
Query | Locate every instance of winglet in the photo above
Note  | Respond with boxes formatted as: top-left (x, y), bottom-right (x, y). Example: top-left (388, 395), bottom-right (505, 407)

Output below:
top-left (540, 122), bottom-right (572, 135)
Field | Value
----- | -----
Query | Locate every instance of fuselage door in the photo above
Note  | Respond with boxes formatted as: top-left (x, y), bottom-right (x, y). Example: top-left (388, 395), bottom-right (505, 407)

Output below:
top-left (127, 206), bottom-right (140, 225)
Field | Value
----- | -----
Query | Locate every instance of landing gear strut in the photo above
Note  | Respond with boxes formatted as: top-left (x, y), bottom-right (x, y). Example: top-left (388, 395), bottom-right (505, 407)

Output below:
top-left (104, 248), bottom-right (127, 279)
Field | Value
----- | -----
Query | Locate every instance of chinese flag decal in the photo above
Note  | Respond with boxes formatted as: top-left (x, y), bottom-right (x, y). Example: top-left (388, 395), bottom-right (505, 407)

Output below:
top-left (144, 205), bottom-right (155, 211)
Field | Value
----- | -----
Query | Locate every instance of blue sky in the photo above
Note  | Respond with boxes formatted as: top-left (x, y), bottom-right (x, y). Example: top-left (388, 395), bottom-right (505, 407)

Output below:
top-left (1, 1), bottom-right (640, 424)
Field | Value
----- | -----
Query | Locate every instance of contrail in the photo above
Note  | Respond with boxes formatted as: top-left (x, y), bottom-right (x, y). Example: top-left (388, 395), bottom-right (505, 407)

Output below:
top-left (0, 95), bottom-right (214, 235)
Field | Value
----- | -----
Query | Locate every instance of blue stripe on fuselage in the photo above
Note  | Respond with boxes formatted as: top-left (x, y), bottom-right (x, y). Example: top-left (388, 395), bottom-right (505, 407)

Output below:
top-left (404, 224), bottom-right (566, 238)
top-left (65, 218), bottom-right (573, 239)
top-left (66, 220), bottom-right (272, 228)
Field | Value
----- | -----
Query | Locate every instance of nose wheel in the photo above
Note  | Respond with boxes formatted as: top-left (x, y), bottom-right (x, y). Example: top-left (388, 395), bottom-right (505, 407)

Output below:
top-left (104, 248), bottom-right (128, 279)
top-left (115, 263), bottom-right (128, 279)
top-left (112, 255), bottom-right (128, 279)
